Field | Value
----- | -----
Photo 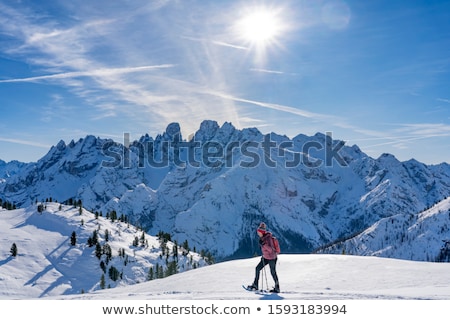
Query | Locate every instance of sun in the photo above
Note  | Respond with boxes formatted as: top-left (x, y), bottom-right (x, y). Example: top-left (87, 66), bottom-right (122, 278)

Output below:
top-left (233, 6), bottom-right (288, 64)
top-left (240, 10), bottom-right (281, 46)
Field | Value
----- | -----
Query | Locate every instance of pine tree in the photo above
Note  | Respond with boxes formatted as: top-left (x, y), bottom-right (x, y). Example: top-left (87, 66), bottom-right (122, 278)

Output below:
top-left (100, 273), bottom-right (106, 289)
top-left (103, 243), bottom-right (112, 264)
top-left (172, 241), bottom-right (179, 261)
top-left (165, 260), bottom-right (178, 277)
top-left (10, 243), bottom-right (18, 257)
top-left (156, 263), bottom-right (164, 279)
top-left (205, 252), bottom-right (215, 265)
top-left (92, 230), bottom-right (98, 245)
top-left (108, 266), bottom-right (120, 281)
top-left (140, 232), bottom-right (146, 247)
top-left (70, 231), bottom-right (77, 246)
top-left (95, 243), bottom-right (102, 259)
top-left (109, 210), bottom-right (117, 222)
top-left (147, 267), bottom-right (154, 281)
top-left (182, 239), bottom-right (190, 254)
top-left (100, 261), bottom-right (106, 273)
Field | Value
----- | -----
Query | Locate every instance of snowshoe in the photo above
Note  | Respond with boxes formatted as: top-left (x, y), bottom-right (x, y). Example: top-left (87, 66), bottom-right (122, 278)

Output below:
top-left (270, 285), bottom-right (280, 293)
top-left (245, 284), bottom-right (258, 291)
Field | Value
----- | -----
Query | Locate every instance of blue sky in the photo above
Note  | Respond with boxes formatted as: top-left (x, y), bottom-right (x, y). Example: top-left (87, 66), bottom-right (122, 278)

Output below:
top-left (0, 0), bottom-right (449, 164)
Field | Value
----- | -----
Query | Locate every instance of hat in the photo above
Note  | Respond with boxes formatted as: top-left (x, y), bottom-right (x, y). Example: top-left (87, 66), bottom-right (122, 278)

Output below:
top-left (257, 222), bottom-right (267, 234)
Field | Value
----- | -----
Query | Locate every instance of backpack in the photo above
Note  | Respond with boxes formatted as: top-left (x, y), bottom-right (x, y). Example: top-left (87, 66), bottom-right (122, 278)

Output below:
top-left (272, 236), bottom-right (281, 254)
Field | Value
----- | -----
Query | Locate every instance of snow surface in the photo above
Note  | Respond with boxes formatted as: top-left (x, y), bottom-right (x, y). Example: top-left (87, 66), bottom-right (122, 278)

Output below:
top-left (56, 254), bottom-right (450, 300)
top-left (1, 202), bottom-right (450, 300)
top-left (0, 203), bottom-right (208, 299)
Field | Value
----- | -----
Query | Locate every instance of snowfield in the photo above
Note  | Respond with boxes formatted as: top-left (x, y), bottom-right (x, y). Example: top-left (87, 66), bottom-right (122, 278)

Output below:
top-left (0, 203), bottom-right (209, 299)
top-left (1, 202), bottom-right (450, 301)
top-left (58, 254), bottom-right (450, 300)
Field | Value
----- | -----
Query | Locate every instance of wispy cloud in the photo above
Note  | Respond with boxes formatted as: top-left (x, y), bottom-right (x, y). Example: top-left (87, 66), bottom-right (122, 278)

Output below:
top-left (347, 123), bottom-right (450, 153)
top-left (207, 91), bottom-right (329, 120)
top-left (1, 2), bottom-right (297, 136)
top-left (181, 36), bottom-right (249, 51)
top-left (395, 123), bottom-right (450, 137)
top-left (2, 1), bottom-right (449, 166)
top-left (212, 40), bottom-right (248, 51)
top-left (250, 68), bottom-right (297, 76)
top-left (437, 98), bottom-right (450, 104)
top-left (0, 137), bottom-right (50, 149)
top-left (250, 68), bottom-right (284, 75)
top-left (0, 2), bottom-right (247, 130)
top-left (0, 65), bottom-right (175, 83)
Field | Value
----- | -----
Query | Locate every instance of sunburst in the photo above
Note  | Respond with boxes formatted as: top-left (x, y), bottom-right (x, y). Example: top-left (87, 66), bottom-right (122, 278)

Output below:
top-left (233, 5), bottom-right (288, 65)
top-left (240, 10), bottom-right (281, 46)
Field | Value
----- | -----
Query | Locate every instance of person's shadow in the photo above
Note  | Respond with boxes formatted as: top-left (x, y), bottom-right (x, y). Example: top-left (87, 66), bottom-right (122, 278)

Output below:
top-left (256, 292), bottom-right (284, 300)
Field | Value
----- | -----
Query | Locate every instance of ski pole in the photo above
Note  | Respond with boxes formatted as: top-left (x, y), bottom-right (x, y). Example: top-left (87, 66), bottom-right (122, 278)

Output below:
top-left (259, 257), bottom-right (263, 291)
top-left (262, 257), bottom-right (268, 291)
top-left (264, 266), bottom-right (269, 291)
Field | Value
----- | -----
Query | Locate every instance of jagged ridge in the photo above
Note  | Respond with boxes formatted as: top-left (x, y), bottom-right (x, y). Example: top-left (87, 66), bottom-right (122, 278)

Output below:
top-left (1, 120), bottom-right (450, 260)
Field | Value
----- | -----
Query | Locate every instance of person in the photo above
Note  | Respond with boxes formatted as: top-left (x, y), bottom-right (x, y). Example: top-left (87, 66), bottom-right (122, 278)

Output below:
top-left (247, 222), bottom-right (280, 293)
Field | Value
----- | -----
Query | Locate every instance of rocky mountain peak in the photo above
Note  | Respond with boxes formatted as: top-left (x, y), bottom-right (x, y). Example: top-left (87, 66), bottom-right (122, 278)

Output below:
top-left (164, 122), bottom-right (182, 140)
top-left (1, 120), bottom-right (450, 261)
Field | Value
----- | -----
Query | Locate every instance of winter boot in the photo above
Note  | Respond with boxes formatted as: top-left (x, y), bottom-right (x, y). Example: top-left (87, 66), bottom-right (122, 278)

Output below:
top-left (247, 283), bottom-right (258, 291)
top-left (270, 283), bottom-right (280, 293)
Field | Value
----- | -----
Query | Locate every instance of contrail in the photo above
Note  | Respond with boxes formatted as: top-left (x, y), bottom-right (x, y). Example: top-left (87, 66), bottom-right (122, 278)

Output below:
top-left (0, 137), bottom-right (50, 148)
top-left (0, 64), bottom-right (175, 83)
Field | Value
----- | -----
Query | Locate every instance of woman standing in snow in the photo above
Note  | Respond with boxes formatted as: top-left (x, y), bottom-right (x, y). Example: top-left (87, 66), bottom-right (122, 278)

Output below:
top-left (247, 222), bottom-right (280, 293)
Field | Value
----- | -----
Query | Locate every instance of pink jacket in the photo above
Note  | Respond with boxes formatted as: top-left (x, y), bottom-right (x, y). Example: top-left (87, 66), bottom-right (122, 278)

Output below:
top-left (260, 232), bottom-right (278, 260)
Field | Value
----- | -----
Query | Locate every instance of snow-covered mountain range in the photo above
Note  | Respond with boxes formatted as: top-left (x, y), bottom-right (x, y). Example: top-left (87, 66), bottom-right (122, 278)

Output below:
top-left (317, 196), bottom-right (450, 261)
top-left (1, 120), bottom-right (450, 261)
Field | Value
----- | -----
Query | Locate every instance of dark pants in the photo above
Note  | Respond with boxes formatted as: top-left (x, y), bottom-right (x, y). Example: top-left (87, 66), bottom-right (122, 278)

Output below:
top-left (253, 257), bottom-right (279, 288)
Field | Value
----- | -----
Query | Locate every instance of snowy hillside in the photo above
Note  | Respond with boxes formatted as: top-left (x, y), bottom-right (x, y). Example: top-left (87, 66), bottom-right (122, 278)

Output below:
top-left (1, 120), bottom-right (450, 260)
top-left (1, 202), bottom-right (450, 300)
top-left (0, 203), bottom-right (209, 299)
top-left (317, 196), bottom-right (450, 261)
top-left (50, 255), bottom-right (450, 300)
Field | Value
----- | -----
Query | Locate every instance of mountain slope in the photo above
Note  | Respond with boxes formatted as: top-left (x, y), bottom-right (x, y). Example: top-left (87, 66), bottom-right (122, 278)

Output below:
top-left (1, 120), bottom-right (450, 260)
top-left (55, 254), bottom-right (450, 300)
top-left (0, 203), bottom-right (209, 299)
top-left (2, 204), bottom-right (450, 300)
top-left (317, 196), bottom-right (450, 261)
top-left (0, 159), bottom-right (26, 180)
